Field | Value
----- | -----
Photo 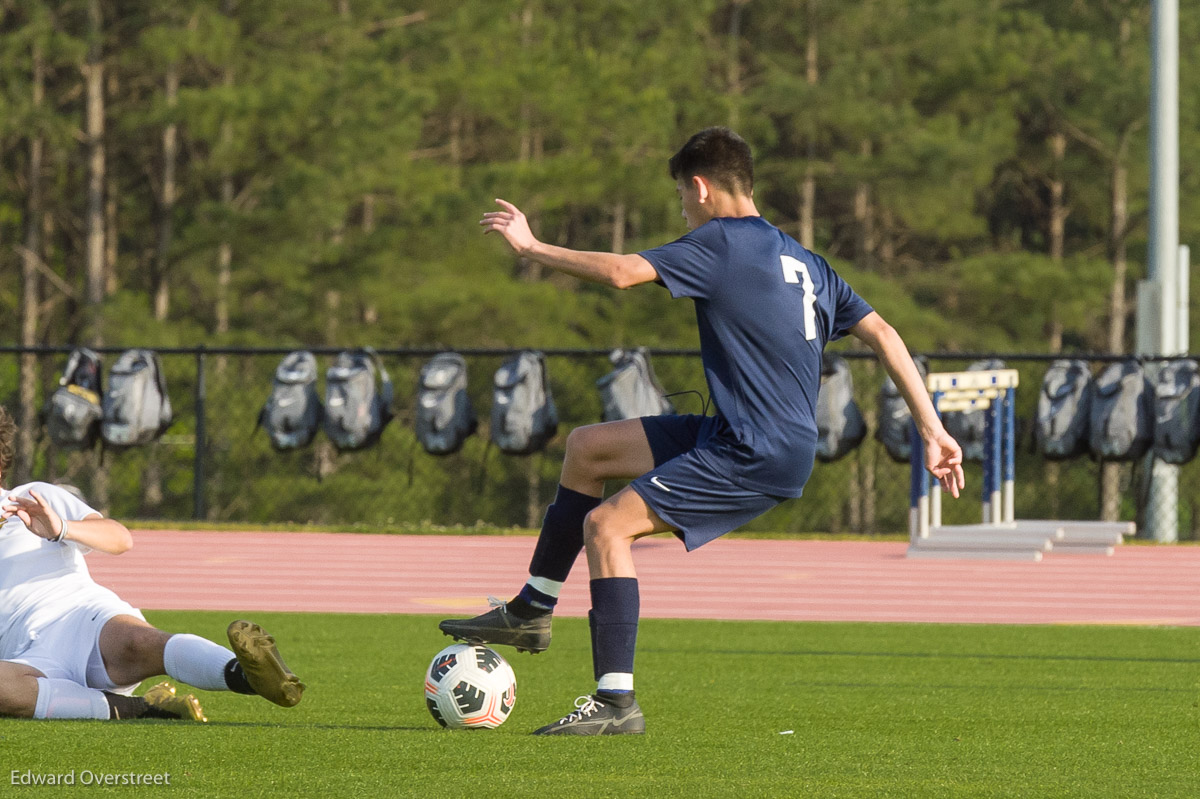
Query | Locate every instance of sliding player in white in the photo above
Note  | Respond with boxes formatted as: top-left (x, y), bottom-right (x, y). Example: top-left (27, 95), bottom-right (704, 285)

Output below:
top-left (0, 407), bottom-right (304, 721)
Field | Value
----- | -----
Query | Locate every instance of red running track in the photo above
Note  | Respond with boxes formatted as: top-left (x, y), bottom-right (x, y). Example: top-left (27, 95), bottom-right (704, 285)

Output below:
top-left (85, 531), bottom-right (1200, 626)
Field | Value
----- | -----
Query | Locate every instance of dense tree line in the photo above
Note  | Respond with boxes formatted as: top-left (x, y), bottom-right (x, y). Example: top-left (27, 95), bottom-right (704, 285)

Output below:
top-left (0, 1), bottom-right (1197, 530)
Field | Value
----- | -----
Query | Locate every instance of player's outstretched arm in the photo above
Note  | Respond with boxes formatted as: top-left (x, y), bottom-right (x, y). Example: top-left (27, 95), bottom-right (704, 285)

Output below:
top-left (850, 312), bottom-right (965, 498)
top-left (0, 491), bottom-right (133, 554)
top-left (480, 199), bottom-right (658, 289)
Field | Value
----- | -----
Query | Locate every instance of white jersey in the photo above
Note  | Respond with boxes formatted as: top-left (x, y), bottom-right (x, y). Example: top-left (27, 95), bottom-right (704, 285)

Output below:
top-left (0, 482), bottom-right (102, 660)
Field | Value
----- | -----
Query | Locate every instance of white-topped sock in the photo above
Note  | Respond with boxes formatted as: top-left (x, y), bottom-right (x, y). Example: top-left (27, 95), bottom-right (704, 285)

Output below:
top-left (33, 678), bottom-right (111, 720)
top-left (163, 634), bottom-right (236, 691)
top-left (526, 576), bottom-right (564, 598)
top-left (597, 672), bottom-right (634, 693)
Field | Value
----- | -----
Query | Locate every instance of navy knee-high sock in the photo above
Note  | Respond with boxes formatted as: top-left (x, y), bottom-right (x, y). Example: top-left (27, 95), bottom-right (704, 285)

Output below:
top-left (589, 577), bottom-right (640, 684)
top-left (527, 485), bottom-right (601, 583)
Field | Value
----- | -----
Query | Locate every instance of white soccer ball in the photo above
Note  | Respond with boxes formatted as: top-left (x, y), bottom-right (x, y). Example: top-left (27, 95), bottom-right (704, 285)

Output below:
top-left (424, 644), bottom-right (517, 729)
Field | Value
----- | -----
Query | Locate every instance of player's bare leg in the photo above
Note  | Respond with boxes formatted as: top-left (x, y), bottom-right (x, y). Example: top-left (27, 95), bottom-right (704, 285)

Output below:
top-left (98, 615), bottom-right (171, 687)
top-left (559, 419), bottom-right (657, 495)
top-left (98, 614), bottom-right (303, 711)
top-left (534, 487), bottom-right (666, 735)
top-left (439, 419), bottom-right (656, 653)
top-left (0, 662), bottom-right (45, 718)
top-left (0, 657), bottom-right (204, 721)
top-left (582, 486), bottom-right (670, 579)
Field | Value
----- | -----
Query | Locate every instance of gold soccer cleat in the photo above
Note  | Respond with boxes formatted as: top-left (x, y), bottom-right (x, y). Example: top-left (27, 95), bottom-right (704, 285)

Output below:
top-left (142, 682), bottom-right (208, 722)
top-left (226, 620), bottom-right (306, 708)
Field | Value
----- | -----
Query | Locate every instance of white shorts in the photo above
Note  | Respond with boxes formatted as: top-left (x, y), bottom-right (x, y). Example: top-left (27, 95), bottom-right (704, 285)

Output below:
top-left (3, 583), bottom-right (146, 695)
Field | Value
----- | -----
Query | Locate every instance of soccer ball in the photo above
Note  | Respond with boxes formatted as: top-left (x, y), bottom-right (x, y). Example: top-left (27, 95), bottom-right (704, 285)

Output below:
top-left (424, 644), bottom-right (516, 729)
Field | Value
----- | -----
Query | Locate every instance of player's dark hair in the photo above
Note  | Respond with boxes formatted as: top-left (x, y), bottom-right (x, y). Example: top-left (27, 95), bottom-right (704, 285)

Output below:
top-left (0, 407), bottom-right (14, 477)
top-left (667, 127), bottom-right (754, 196)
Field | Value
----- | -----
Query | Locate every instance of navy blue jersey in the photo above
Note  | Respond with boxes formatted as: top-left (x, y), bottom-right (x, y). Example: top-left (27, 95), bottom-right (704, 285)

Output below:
top-left (639, 216), bottom-right (873, 495)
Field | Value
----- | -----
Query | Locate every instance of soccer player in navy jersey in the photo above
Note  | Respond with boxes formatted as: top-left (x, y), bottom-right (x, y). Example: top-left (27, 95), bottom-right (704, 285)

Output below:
top-left (441, 127), bottom-right (964, 735)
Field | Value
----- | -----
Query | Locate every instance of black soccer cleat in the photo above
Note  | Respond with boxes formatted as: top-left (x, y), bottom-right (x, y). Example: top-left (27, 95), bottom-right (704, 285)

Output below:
top-left (438, 597), bottom-right (552, 654)
top-left (532, 692), bottom-right (645, 736)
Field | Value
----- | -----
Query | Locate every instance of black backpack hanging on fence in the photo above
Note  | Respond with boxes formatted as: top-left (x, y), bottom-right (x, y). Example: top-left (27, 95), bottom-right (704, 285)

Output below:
top-left (941, 359), bottom-right (1005, 462)
top-left (596, 348), bottom-right (674, 421)
top-left (1088, 360), bottom-right (1154, 462)
top-left (1152, 359), bottom-right (1200, 464)
top-left (101, 349), bottom-right (173, 447)
top-left (1035, 359), bottom-right (1093, 460)
top-left (259, 351), bottom-right (323, 450)
top-left (491, 350), bottom-right (558, 455)
top-left (415, 352), bottom-right (477, 455)
top-left (324, 348), bottom-right (393, 451)
top-left (875, 356), bottom-right (927, 463)
top-left (815, 354), bottom-right (866, 462)
top-left (46, 348), bottom-right (104, 450)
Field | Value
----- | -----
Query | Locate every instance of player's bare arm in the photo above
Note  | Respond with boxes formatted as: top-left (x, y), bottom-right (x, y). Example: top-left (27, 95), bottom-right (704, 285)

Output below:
top-left (850, 311), bottom-right (965, 498)
top-left (0, 491), bottom-right (132, 554)
top-left (480, 198), bottom-right (659, 289)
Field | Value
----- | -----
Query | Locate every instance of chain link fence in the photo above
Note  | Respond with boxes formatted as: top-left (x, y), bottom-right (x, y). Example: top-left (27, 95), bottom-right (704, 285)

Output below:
top-left (2, 347), bottom-right (1196, 539)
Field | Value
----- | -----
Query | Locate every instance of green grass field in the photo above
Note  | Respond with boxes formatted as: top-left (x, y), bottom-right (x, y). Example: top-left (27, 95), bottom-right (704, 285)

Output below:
top-left (3, 612), bottom-right (1197, 798)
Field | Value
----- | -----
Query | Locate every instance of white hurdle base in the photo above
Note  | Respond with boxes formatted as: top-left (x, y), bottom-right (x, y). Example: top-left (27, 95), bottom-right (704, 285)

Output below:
top-left (905, 546), bottom-right (1043, 562)
top-left (1010, 519), bottom-right (1132, 546)
top-left (906, 524), bottom-right (1055, 560)
top-left (905, 520), bottom-right (1060, 560)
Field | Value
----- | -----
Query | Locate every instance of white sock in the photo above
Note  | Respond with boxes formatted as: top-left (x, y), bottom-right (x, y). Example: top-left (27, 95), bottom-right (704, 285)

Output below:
top-left (33, 678), bottom-right (111, 720)
top-left (597, 672), bottom-right (634, 693)
top-left (526, 576), bottom-right (564, 598)
top-left (162, 634), bottom-right (236, 691)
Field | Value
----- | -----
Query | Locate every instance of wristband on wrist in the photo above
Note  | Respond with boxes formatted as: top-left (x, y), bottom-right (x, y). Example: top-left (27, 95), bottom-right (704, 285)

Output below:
top-left (51, 518), bottom-right (69, 544)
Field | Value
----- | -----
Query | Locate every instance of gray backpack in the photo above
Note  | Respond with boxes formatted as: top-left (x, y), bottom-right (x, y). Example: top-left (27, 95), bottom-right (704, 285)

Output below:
top-left (815, 354), bottom-right (866, 462)
top-left (596, 348), bottom-right (674, 421)
top-left (1088, 360), bottom-right (1154, 461)
top-left (324, 348), bottom-right (393, 451)
top-left (875, 356), bottom-right (927, 463)
top-left (1152, 359), bottom-right (1200, 464)
top-left (416, 352), bottom-right (477, 456)
top-left (1035, 359), bottom-right (1093, 460)
top-left (46, 348), bottom-right (104, 450)
top-left (101, 349), bottom-right (173, 447)
top-left (491, 350), bottom-right (558, 455)
top-left (259, 351), bottom-right (323, 450)
top-left (942, 359), bottom-right (1005, 462)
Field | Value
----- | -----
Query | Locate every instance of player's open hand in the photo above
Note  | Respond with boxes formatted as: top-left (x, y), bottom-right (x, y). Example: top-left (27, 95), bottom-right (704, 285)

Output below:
top-left (480, 199), bottom-right (537, 256)
top-left (1, 490), bottom-right (65, 542)
top-left (924, 430), bottom-right (965, 499)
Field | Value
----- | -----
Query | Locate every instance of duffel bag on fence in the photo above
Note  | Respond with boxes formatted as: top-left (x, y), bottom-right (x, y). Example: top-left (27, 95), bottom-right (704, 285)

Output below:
top-left (815, 354), bottom-right (866, 462)
top-left (941, 359), bottom-right (1005, 462)
top-left (101, 349), bottom-right (173, 447)
top-left (1152, 359), bottom-right (1200, 464)
top-left (875, 356), bottom-right (927, 463)
top-left (324, 347), bottom-right (393, 451)
top-left (1035, 359), bottom-right (1093, 460)
top-left (596, 348), bottom-right (674, 421)
top-left (492, 350), bottom-right (558, 455)
top-left (259, 350), bottom-right (323, 450)
top-left (416, 352), bottom-right (477, 455)
top-left (46, 348), bottom-right (104, 450)
top-left (1088, 360), bottom-right (1153, 461)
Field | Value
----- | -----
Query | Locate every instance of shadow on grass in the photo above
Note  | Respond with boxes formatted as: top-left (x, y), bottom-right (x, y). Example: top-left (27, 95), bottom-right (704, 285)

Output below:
top-left (192, 721), bottom-right (436, 732)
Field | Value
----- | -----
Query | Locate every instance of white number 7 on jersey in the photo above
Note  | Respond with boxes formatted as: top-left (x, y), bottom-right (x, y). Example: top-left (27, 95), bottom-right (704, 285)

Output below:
top-left (781, 255), bottom-right (817, 341)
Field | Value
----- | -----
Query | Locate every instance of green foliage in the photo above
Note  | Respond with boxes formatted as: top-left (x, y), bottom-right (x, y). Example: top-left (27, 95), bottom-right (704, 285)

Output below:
top-left (1, 1), bottom-right (1198, 526)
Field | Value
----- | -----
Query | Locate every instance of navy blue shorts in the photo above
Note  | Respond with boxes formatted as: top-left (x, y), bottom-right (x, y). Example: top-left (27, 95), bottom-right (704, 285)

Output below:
top-left (631, 415), bottom-right (785, 551)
